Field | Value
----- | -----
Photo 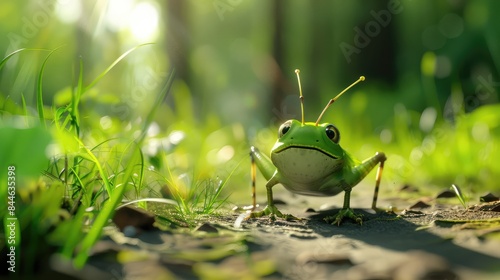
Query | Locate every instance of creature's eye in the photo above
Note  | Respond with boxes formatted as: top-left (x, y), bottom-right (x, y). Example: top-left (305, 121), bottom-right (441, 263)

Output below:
top-left (325, 125), bottom-right (340, 143)
top-left (278, 121), bottom-right (292, 138)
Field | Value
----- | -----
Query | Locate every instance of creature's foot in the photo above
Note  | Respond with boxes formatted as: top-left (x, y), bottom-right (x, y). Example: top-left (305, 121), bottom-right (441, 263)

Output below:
top-left (324, 208), bottom-right (363, 226)
top-left (249, 205), bottom-right (298, 221)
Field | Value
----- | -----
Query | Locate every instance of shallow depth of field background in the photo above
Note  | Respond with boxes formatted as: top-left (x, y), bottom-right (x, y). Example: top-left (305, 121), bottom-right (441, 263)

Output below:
top-left (1, 0), bottom-right (499, 219)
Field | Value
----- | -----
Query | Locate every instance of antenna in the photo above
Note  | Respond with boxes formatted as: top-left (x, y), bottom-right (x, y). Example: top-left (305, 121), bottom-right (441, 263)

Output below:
top-left (295, 69), bottom-right (305, 125)
top-left (315, 76), bottom-right (365, 126)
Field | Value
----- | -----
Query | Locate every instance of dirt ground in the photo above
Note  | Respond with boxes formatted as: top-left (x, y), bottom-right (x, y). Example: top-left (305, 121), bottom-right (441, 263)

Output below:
top-left (50, 187), bottom-right (500, 280)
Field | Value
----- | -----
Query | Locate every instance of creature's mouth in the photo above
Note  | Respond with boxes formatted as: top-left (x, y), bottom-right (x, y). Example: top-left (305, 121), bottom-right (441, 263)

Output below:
top-left (276, 145), bottom-right (339, 159)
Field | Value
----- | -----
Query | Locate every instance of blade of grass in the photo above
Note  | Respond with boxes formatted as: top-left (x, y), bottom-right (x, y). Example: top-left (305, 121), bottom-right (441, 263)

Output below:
top-left (134, 145), bottom-right (146, 202)
top-left (83, 43), bottom-right (154, 93)
top-left (37, 47), bottom-right (62, 128)
top-left (203, 158), bottom-right (243, 213)
top-left (69, 165), bottom-right (92, 211)
top-left (73, 67), bottom-right (176, 268)
top-left (73, 140), bottom-right (141, 267)
top-left (194, 158), bottom-right (242, 214)
top-left (202, 179), bottom-right (230, 214)
top-left (0, 48), bottom-right (26, 70)
top-left (60, 204), bottom-right (87, 258)
top-left (0, 48), bottom-right (49, 71)
top-left (59, 44), bottom-right (150, 134)
top-left (54, 58), bottom-right (84, 135)
top-left (21, 93), bottom-right (29, 126)
top-left (137, 68), bottom-right (176, 142)
top-left (74, 136), bottom-right (113, 196)
top-left (116, 198), bottom-right (178, 209)
top-left (72, 58), bottom-right (84, 136)
top-left (148, 158), bottom-right (191, 221)
top-left (451, 184), bottom-right (467, 209)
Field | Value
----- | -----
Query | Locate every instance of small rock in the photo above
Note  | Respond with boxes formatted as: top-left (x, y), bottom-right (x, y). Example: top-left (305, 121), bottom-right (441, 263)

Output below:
top-left (194, 223), bottom-right (219, 233)
top-left (409, 200), bottom-right (431, 209)
top-left (304, 208), bottom-right (316, 213)
top-left (400, 184), bottom-right (419, 193)
top-left (436, 190), bottom-right (456, 199)
top-left (480, 192), bottom-right (499, 203)
top-left (113, 206), bottom-right (156, 232)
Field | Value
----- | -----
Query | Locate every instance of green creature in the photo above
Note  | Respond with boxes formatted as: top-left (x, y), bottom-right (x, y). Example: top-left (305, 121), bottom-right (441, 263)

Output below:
top-left (246, 70), bottom-right (386, 225)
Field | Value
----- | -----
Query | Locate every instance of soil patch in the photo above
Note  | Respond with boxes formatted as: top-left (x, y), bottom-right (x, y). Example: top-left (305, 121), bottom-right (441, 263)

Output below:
top-left (51, 192), bottom-right (500, 279)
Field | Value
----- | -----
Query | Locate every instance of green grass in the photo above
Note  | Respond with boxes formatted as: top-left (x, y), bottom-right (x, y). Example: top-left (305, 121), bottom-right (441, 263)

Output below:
top-left (378, 101), bottom-right (500, 195)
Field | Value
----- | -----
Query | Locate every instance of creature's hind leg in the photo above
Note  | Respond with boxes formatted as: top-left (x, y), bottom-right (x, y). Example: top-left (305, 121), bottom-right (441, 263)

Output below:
top-left (371, 153), bottom-right (387, 210)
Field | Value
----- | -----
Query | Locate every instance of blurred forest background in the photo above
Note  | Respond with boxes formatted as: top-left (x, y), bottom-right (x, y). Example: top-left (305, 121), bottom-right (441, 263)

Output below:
top-left (1, 0), bottom-right (500, 202)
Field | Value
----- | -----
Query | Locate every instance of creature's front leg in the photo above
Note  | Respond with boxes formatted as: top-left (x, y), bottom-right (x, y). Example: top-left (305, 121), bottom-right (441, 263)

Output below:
top-left (248, 171), bottom-right (298, 220)
top-left (324, 152), bottom-right (387, 225)
top-left (248, 176), bottom-right (288, 220)
top-left (248, 147), bottom-right (297, 220)
top-left (324, 187), bottom-right (363, 225)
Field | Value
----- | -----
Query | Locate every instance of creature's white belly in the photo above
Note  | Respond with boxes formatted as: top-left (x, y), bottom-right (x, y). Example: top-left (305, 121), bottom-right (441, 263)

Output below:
top-left (271, 147), bottom-right (343, 196)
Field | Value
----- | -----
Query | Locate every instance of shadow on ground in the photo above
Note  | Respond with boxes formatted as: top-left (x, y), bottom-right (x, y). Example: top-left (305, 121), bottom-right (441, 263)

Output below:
top-left (310, 209), bottom-right (498, 269)
top-left (238, 204), bottom-right (500, 279)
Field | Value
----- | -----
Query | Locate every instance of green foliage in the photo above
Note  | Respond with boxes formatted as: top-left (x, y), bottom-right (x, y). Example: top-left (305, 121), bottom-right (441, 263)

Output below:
top-left (0, 126), bottom-right (51, 184)
top-left (375, 94), bottom-right (500, 195)
top-left (0, 47), bottom-right (239, 271)
top-left (37, 48), bottom-right (60, 128)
